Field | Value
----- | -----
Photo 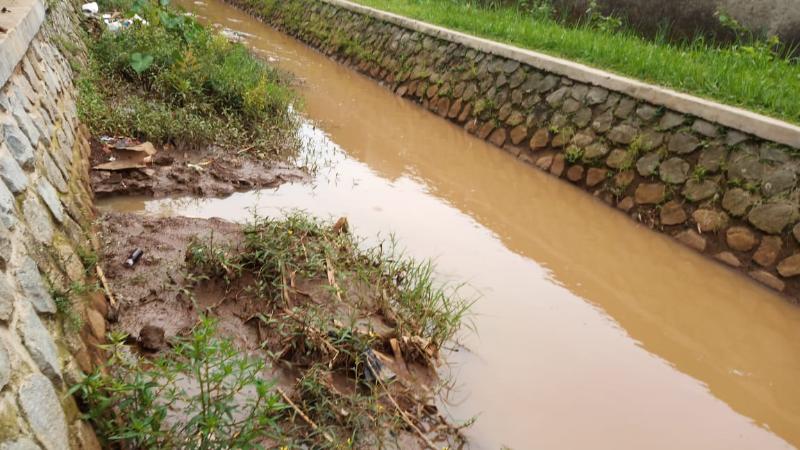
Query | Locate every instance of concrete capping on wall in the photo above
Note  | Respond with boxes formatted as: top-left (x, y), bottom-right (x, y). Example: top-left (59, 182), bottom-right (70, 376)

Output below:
top-left (0, 0), bottom-right (46, 88)
top-left (324, 0), bottom-right (800, 149)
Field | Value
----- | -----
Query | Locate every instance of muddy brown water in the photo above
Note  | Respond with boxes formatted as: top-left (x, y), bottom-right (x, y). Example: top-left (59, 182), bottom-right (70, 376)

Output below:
top-left (96, 0), bottom-right (800, 448)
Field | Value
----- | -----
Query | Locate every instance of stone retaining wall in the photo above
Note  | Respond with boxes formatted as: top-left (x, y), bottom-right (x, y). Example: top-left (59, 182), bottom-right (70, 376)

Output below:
top-left (0, 0), bottom-right (104, 448)
top-left (238, 0), bottom-right (800, 301)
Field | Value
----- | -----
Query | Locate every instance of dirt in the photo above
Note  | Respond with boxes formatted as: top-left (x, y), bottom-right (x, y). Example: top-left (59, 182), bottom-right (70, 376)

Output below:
top-left (97, 213), bottom-right (463, 448)
top-left (90, 138), bottom-right (308, 198)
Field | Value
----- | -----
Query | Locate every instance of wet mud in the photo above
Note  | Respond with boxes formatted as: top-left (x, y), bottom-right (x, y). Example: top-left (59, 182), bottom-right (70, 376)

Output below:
top-left (90, 138), bottom-right (307, 198)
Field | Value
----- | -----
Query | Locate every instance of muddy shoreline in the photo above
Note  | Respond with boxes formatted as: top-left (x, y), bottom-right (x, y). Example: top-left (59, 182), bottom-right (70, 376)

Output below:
top-left (90, 138), bottom-right (308, 198)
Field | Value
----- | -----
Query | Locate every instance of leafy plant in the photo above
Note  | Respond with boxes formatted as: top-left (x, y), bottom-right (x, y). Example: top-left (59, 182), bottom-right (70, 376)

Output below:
top-left (71, 317), bottom-right (287, 449)
top-left (129, 52), bottom-right (154, 74)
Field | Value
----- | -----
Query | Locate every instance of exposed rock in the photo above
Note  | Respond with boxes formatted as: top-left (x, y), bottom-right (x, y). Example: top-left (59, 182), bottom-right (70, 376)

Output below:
top-left (506, 110), bottom-right (525, 127)
top-left (605, 149), bottom-right (629, 169)
top-left (571, 129), bottom-right (596, 147)
top-left (591, 110), bottom-right (613, 133)
top-left (22, 195), bottom-right (53, 244)
top-left (0, 339), bottom-right (9, 391)
top-left (682, 179), bottom-right (718, 202)
top-left (753, 236), bottom-right (783, 267)
top-left (0, 144), bottom-right (29, 194)
top-left (18, 303), bottom-right (61, 382)
top-left (550, 154), bottom-right (565, 176)
top-left (608, 124), bottom-right (637, 145)
top-left (747, 202), bottom-right (799, 234)
top-left (659, 158), bottom-right (690, 184)
top-left (18, 373), bottom-right (69, 450)
top-left (749, 270), bottom-right (785, 291)
top-left (585, 168), bottom-right (608, 187)
top-left (691, 209), bottom-right (728, 232)
top-left (638, 131), bottom-right (664, 151)
top-left (509, 125), bottom-right (528, 145)
top-left (36, 179), bottom-right (64, 223)
top-left (722, 188), bottom-right (757, 217)
top-left (614, 98), bottom-right (636, 118)
top-left (535, 155), bottom-right (553, 170)
top-left (726, 227), bottom-right (758, 252)
top-left (660, 201), bottom-right (687, 225)
top-left (636, 104), bottom-right (658, 121)
top-left (1, 118), bottom-right (36, 169)
top-left (697, 145), bottom-right (727, 173)
top-left (659, 112), bottom-right (685, 130)
top-left (562, 98), bottom-right (581, 114)
top-left (477, 121), bottom-right (495, 140)
top-left (572, 107), bottom-right (592, 128)
top-left (777, 254), bottom-right (800, 277)
top-left (794, 223), bottom-right (800, 243)
top-left (16, 257), bottom-right (56, 314)
top-left (0, 275), bottom-right (14, 321)
top-left (545, 87), bottom-right (569, 107)
top-left (0, 438), bottom-right (42, 450)
top-left (586, 86), bottom-right (608, 105)
top-left (635, 183), bottom-right (666, 205)
top-left (725, 130), bottom-right (749, 147)
top-left (715, 252), bottom-right (741, 268)
top-left (566, 165), bottom-right (584, 182)
top-left (488, 128), bottom-right (507, 147)
top-left (761, 168), bottom-right (796, 197)
top-left (582, 142), bottom-right (609, 160)
top-left (636, 152), bottom-right (661, 177)
top-left (529, 128), bottom-right (549, 149)
top-left (617, 196), bottom-right (634, 212)
top-left (668, 132), bottom-right (701, 154)
top-left (675, 229), bottom-right (706, 252)
top-left (691, 120), bottom-right (718, 138)
top-left (727, 150), bottom-right (765, 182)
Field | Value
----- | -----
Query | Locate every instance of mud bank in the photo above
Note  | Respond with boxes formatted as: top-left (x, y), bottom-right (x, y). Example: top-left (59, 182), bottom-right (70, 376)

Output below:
top-left (89, 138), bottom-right (307, 198)
top-left (233, 0), bottom-right (800, 302)
top-left (94, 212), bottom-right (467, 448)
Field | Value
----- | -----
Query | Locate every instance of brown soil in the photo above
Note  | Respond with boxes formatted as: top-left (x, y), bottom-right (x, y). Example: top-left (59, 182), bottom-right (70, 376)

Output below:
top-left (90, 138), bottom-right (308, 198)
top-left (97, 213), bottom-right (462, 448)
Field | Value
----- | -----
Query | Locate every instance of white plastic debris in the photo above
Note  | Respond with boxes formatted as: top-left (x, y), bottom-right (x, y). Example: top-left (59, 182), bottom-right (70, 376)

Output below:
top-left (81, 2), bottom-right (99, 15)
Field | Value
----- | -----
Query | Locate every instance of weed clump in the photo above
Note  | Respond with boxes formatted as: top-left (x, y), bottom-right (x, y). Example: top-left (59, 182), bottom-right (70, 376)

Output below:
top-left (78, 0), bottom-right (296, 156)
top-left (72, 317), bottom-right (287, 449)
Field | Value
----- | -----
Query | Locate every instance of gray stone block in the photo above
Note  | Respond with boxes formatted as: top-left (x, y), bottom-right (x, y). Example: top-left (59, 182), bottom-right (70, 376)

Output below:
top-left (0, 339), bottom-right (9, 390)
top-left (10, 96), bottom-right (41, 147)
top-left (0, 143), bottom-right (29, 194)
top-left (18, 304), bottom-right (62, 382)
top-left (0, 275), bottom-right (14, 321)
top-left (42, 151), bottom-right (67, 193)
top-left (35, 179), bottom-right (63, 223)
top-left (17, 373), bottom-right (68, 450)
top-left (22, 195), bottom-right (53, 244)
top-left (0, 438), bottom-right (42, 450)
top-left (1, 116), bottom-right (35, 169)
top-left (16, 257), bottom-right (56, 314)
top-left (0, 181), bottom-right (17, 230)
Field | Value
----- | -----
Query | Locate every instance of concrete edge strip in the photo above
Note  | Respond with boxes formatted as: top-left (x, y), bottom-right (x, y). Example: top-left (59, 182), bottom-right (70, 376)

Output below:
top-left (322, 0), bottom-right (800, 149)
top-left (0, 0), bottom-right (45, 89)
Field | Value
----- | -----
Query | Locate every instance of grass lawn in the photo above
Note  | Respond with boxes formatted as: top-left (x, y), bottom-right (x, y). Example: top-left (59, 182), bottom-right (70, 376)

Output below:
top-left (351, 0), bottom-right (800, 125)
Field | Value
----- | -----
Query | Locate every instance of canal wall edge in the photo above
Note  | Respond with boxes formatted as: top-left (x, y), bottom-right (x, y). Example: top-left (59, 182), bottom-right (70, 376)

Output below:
top-left (0, 0), bottom-right (105, 448)
top-left (238, 0), bottom-right (800, 301)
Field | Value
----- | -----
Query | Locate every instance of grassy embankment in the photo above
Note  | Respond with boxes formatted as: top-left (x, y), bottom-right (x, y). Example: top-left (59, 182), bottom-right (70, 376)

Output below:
top-left (350, 0), bottom-right (800, 125)
top-left (77, 0), bottom-right (296, 156)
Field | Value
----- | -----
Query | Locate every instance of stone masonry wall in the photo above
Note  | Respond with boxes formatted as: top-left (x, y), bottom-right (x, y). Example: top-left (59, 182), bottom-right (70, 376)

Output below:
top-left (0, 0), bottom-right (104, 448)
top-left (234, 0), bottom-right (800, 301)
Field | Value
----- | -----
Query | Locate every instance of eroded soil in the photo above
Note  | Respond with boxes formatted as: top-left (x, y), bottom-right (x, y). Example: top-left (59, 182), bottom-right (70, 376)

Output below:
top-left (97, 213), bottom-right (464, 448)
top-left (90, 138), bottom-right (308, 198)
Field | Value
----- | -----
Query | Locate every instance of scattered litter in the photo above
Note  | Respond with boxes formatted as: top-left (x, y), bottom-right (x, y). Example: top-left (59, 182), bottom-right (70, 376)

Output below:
top-left (186, 163), bottom-right (205, 172)
top-left (124, 248), bottom-right (144, 268)
top-left (93, 140), bottom-right (158, 171)
top-left (81, 2), bottom-right (98, 15)
top-left (362, 348), bottom-right (396, 384)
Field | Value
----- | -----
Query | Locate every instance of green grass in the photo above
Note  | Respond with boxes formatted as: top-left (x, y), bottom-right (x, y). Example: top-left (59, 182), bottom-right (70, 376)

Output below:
top-left (350, 0), bottom-right (800, 124)
top-left (78, 0), bottom-right (297, 155)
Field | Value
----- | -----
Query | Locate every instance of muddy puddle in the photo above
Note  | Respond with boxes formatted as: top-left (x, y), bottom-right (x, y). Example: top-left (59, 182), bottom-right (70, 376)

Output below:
top-left (96, 0), bottom-right (800, 448)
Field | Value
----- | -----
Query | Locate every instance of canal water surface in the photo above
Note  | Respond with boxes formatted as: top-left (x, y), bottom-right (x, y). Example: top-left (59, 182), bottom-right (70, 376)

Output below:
top-left (99, 1), bottom-right (800, 448)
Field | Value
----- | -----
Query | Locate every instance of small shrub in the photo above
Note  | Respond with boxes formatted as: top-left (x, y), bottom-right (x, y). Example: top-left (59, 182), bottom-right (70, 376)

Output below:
top-left (71, 317), bottom-right (287, 449)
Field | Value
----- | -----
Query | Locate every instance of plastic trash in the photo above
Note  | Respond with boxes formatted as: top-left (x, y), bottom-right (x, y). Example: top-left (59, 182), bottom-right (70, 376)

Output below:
top-left (81, 2), bottom-right (98, 15)
top-left (124, 249), bottom-right (144, 268)
top-left (362, 348), bottom-right (396, 384)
